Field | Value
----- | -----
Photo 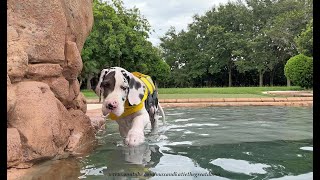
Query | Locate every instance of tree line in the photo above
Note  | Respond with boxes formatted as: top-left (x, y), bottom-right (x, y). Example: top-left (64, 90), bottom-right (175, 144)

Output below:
top-left (80, 0), bottom-right (313, 89)
top-left (160, 0), bottom-right (312, 87)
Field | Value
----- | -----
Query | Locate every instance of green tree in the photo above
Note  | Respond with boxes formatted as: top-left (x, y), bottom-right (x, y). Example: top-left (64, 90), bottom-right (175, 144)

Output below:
top-left (160, 27), bottom-right (194, 87)
top-left (207, 2), bottom-right (251, 87)
top-left (263, 0), bottom-right (313, 86)
top-left (236, 34), bottom-right (277, 87)
top-left (295, 19), bottom-right (313, 57)
top-left (159, 0), bottom-right (313, 88)
top-left (81, 0), bottom-right (170, 89)
top-left (160, 2), bottom-right (251, 87)
top-left (234, 0), bottom-right (278, 86)
top-left (80, 30), bottom-right (100, 89)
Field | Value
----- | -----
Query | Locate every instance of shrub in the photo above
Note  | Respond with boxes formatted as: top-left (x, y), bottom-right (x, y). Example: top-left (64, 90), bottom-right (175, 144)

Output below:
top-left (284, 54), bottom-right (313, 89)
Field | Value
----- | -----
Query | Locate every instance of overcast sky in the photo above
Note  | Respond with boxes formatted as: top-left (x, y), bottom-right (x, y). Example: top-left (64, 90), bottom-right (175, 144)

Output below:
top-left (122, 0), bottom-right (233, 46)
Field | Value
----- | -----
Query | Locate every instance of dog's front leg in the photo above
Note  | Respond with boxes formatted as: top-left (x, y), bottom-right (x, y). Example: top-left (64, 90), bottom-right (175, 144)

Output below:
top-left (125, 113), bottom-right (149, 147)
top-left (151, 113), bottom-right (159, 134)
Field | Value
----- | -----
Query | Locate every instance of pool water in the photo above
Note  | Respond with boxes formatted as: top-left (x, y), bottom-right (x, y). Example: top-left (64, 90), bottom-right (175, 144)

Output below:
top-left (24, 106), bottom-right (313, 180)
top-left (78, 106), bottom-right (313, 180)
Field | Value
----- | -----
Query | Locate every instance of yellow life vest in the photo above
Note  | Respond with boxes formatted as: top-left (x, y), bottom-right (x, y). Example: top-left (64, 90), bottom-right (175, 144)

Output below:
top-left (108, 72), bottom-right (156, 120)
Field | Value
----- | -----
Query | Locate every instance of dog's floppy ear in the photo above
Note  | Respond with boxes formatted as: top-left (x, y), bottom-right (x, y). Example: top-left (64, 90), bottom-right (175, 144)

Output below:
top-left (95, 68), bottom-right (110, 102)
top-left (127, 75), bottom-right (145, 106)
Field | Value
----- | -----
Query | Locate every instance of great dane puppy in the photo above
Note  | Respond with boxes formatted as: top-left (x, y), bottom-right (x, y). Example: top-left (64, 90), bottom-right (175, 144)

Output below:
top-left (95, 67), bottom-right (165, 147)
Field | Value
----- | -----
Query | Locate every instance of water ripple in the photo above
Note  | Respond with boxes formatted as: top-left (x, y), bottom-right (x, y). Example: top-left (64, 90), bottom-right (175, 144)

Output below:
top-left (210, 158), bottom-right (270, 175)
top-left (300, 147), bottom-right (313, 151)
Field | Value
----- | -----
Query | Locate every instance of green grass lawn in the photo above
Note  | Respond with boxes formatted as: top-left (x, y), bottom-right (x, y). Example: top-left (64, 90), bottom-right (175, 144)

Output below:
top-left (157, 86), bottom-right (303, 94)
top-left (159, 94), bottom-right (270, 98)
top-left (82, 86), bottom-right (304, 99)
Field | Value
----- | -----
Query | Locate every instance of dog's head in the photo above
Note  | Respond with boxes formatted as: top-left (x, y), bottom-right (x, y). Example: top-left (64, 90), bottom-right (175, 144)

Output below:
top-left (95, 67), bottom-right (146, 116)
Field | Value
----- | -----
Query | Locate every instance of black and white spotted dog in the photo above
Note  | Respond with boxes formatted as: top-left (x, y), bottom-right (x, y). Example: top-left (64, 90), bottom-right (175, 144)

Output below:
top-left (95, 67), bottom-right (165, 147)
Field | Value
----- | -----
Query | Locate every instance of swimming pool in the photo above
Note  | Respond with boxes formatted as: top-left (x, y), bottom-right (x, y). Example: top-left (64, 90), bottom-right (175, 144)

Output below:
top-left (23, 106), bottom-right (313, 180)
top-left (78, 106), bottom-right (313, 180)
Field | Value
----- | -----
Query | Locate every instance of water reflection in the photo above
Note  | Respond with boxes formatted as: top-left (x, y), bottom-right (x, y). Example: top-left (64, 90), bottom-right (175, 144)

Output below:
top-left (79, 142), bottom-right (163, 179)
top-left (18, 158), bottom-right (82, 180)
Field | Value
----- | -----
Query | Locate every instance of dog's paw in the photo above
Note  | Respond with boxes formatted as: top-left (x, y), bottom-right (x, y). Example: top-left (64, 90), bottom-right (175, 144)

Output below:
top-left (150, 127), bottom-right (159, 134)
top-left (125, 130), bottom-right (145, 147)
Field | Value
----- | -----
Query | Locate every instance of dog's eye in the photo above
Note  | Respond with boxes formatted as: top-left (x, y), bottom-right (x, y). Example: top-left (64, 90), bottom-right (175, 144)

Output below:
top-left (120, 86), bottom-right (127, 91)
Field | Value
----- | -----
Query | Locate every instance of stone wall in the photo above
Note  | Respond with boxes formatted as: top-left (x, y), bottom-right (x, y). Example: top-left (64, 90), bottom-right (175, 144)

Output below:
top-left (7, 0), bottom-right (96, 168)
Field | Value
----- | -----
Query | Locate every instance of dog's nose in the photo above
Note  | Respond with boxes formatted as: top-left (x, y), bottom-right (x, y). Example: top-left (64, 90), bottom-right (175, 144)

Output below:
top-left (107, 101), bottom-right (118, 110)
top-left (107, 103), bottom-right (115, 110)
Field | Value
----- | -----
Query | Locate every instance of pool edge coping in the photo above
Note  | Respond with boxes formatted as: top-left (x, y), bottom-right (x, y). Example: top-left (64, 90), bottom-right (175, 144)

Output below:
top-left (87, 97), bottom-right (313, 104)
top-left (86, 97), bottom-right (313, 111)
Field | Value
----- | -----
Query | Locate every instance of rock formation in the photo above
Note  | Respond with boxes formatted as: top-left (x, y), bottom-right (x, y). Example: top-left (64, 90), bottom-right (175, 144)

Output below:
top-left (7, 0), bottom-right (96, 169)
